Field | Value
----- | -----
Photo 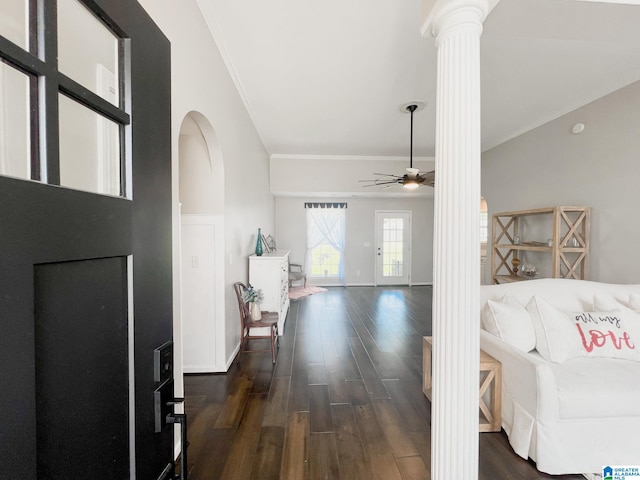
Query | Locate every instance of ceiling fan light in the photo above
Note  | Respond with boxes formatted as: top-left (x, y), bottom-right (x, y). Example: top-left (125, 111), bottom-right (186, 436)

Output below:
top-left (403, 179), bottom-right (419, 189)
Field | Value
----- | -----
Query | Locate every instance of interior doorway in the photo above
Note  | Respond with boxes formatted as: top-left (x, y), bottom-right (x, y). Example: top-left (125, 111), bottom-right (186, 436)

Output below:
top-left (177, 113), bottom-right (226, 376)
top-left (375, 210), bottom-right (412, 285)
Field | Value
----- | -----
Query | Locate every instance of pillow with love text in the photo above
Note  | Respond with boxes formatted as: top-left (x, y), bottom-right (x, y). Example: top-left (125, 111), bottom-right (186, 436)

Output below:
top-left (569, 310), bottom-right (640, 361)
top-left (527, 296), bottom-right (640, 362)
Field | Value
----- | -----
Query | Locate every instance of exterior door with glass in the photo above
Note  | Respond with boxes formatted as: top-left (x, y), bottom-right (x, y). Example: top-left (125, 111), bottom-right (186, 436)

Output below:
top-left (375, 211), bottom-right (411, 285)
top-left (0, 1), bottom-right (173, 478)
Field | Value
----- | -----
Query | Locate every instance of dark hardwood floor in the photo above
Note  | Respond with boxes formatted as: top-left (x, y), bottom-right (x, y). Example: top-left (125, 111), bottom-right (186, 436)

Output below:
top-left (183, 286), bottom-right (584, 479)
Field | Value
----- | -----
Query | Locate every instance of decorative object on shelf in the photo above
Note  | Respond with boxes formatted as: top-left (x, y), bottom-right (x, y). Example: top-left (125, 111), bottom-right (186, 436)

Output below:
top-left (255, 228), bottom-right (263, 256)
top-left (565, 236), bottom-right (580, 248)
top-left (241, 283), bottom-right (264, 320)
top-left (511, 257), bottom-right (521, 275)
top-left (513, 234), bottom-right (521, 245)
top-left (359, 102), bottom-right (435, 190)
top-left (266, 234), bottom-right (276, 251)
top-left (261, 233), bottom-right (271, 253)
top-left (522, 264), bottom-right (539, 277)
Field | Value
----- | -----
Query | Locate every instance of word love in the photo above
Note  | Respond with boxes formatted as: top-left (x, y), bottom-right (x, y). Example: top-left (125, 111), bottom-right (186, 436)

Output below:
top-left (574, 323), bottom-right (635, 353)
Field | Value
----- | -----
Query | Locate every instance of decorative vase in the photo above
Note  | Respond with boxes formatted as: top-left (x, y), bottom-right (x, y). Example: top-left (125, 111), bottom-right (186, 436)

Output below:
top-left (255, 228), bottom-right (263, 256)
top-left (250, 302), bottom-right (262, 320)
top-left (511, 257), bottom-right (521, 275)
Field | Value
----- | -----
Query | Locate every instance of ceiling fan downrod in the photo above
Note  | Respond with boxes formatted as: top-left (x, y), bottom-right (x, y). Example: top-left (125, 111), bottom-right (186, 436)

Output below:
top-left (407, 104), bottom-right (417, 169)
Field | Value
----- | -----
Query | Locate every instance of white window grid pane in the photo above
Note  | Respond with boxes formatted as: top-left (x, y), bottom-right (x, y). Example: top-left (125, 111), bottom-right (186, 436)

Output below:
top-left (57, 0), bottom-right (120, 106)
top-left (58, 94), bottom-right (121, 196)
top-left (0, 61), bottom-right (31, 180)
top-left (0, 0), bottom-right (28, 51)
top-left (382, 217), bottom-right (405, 277)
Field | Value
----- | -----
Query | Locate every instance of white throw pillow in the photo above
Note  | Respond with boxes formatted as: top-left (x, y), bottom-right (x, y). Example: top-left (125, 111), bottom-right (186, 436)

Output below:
top-left (568, 309), bottom-right (640, 361)
top-left (628, 293), bottom-right (640, 312)
top-left (526, 296), bottom-right (580, 363)
top-left (528, 295), bottom-right (640, 363)
top-left (481, 296), bottom-right (536, 352)
top-left (593, 294), bottom-right (640, 349)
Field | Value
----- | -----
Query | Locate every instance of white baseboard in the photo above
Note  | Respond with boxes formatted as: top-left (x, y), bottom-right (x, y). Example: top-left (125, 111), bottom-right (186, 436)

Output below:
top-left (341, 282), bottom-right (434, 287)
top-left (183, 364), bottom-right (226, 374)
top-left (224, 343), bottom-right (240, 371)
top-left (182, 343), bottom-right (240, 374)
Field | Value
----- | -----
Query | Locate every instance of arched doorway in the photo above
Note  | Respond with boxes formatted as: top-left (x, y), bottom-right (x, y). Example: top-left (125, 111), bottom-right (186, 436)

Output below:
top-left (177, 112), bottom-right (225, 374)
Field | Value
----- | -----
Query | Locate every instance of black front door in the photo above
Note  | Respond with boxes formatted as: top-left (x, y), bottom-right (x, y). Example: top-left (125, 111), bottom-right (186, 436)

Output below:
top-left (0, 1), bottom-right (173, 479)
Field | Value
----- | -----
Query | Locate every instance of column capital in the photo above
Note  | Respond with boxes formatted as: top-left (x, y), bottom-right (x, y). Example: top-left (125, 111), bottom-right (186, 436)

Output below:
top-left (421, 0), bottom-right (499, 40)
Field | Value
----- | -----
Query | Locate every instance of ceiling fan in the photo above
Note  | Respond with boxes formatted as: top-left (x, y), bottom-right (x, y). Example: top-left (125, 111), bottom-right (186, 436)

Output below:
top-left (360, 103), bottom-right (435, 190)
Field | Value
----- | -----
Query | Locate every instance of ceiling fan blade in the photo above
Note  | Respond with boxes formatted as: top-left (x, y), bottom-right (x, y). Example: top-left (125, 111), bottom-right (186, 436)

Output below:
top-left (372, 173), bottom-right (403, 178)
top-left (376, 180), bottom-right (401, 185)
top-left (360, 180), bottom-right (398, 187)
top-left (422, 170), bottom-right (435, 187)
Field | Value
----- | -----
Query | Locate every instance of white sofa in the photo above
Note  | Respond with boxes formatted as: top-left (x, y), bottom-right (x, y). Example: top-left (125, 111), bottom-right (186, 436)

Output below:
top-left (479, 278), bottom-right (640, 475)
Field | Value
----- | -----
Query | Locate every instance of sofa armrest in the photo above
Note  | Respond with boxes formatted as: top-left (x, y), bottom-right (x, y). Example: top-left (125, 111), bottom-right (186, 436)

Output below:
top-left (480, 330), bottom-right (557, 421)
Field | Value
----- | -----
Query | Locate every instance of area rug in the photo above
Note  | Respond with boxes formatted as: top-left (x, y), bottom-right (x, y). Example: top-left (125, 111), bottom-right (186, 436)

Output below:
top-left (289, 285), bottom-right (327, 300)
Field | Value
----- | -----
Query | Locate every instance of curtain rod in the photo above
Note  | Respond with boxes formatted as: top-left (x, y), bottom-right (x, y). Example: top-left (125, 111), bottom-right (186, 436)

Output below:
top-left (304, 202), bottom-right (347, 209)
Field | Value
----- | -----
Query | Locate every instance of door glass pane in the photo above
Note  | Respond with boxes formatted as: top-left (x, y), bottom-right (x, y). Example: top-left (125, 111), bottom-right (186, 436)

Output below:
top-left (0, 61), bottom-right (31, 180)
top-left (59, 94), bottom-right (121, 196)
top-left (58, 0), bottom-right (119, 106)
top-left (0, 0), bottom-right (28, 50)
top-left (382, 218), bottom-right (403, 277)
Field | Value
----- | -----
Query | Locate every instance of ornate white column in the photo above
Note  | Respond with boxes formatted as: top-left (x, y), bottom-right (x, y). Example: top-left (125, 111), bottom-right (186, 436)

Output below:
top-left (421, 0), bottom-right (498, 478)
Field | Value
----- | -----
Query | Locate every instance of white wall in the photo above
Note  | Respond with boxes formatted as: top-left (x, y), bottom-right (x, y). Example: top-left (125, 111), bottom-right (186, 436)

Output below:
top-left (275, 196), bottom-right (434, 285)
top-left (482, 80), bottom-right (640, 284)
top-left (138, 0), bottom-right (275, 373)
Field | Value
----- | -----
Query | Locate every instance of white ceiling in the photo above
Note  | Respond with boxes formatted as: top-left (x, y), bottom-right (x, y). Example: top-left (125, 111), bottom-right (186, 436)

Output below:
top-left (197, 0), bottom-right (640, 158)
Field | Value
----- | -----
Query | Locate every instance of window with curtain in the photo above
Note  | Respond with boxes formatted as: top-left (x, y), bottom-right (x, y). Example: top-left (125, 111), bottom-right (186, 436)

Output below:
top-left (305, 202), bottom-right (346, 284)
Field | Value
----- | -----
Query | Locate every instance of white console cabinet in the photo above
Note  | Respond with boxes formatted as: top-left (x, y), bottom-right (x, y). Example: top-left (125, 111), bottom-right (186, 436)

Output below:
top-left (249, 250), bottom-right (290, 335)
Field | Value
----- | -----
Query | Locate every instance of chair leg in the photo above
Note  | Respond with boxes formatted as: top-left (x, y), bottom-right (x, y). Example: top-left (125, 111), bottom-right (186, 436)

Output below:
top-left (270, 327), bottom-right (276, 364)
top-left (238, 332), bottom-right (246, 366)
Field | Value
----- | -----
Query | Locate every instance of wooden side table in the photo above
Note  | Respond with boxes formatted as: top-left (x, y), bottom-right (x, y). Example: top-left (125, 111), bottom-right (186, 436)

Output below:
top-left (422, 336), bottom-right (502, 432)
